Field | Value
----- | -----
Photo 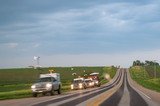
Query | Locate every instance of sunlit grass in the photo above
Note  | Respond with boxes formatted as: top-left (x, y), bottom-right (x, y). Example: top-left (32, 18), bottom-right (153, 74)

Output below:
top-left (130, 66), bottom-right (160, 92)
top-left (0, 90), bottom-right (31, 100)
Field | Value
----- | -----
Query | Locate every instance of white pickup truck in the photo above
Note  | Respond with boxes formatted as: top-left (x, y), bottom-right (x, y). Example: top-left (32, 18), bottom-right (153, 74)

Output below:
top-left (31, 73), bottom-right (61, 97)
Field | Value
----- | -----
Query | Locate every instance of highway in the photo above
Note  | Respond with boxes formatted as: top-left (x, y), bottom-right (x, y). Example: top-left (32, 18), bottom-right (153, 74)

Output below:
top-left (33, 69), bottom-right (122, 106)
top-left (0, 68), bottom-right (160, 106)
top-left (100, 69), bottom-right (147, 106)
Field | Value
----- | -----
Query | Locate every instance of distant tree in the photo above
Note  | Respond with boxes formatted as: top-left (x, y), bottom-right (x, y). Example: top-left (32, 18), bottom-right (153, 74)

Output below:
top-left (133, 60), bottom-right (160, 67)
top-left (133, 60), bottom-right (141, 66)
top-left (132, 60), bottom-right (145, 66)
top-left (145, 60), bottom-right (150, 66)
top-left (133, 61), bottom-right (136, 66)
top-left (145, 60), bottom-right (159, 66)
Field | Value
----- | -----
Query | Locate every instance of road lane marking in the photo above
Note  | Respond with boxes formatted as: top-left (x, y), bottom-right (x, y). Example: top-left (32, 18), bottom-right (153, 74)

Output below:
top-left (32, 86), bottom-right (103, 106)
top-left (118, 72), bottom-right (130, 106)
top-left (48, 86), bottom-right (111, 106)
top-left (126, 70), bottom-right (151, 100)
top-left (85, 70), bottom-right (123, 106)
top-left (130, 86), bottom-right (151, 100)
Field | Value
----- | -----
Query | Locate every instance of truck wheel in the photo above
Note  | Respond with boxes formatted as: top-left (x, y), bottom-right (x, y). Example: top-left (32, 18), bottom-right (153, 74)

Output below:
top-left (42, 93), bottom-right (46, 96)
top-left (32, 93), bottom-right (37, 97)
top-left (50, 87), bottom-right (54, 96)
top-left (98, 83), bottom-right (101, 87)
top-left (58, 86), bottom-right (61, 94)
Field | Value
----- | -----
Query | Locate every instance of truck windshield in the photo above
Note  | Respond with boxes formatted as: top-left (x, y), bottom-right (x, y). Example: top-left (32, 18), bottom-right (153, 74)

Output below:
top-left (85, 80), bottom-right (91, 83)
top-left (89, 76), bottom-right (99, 80)
top-left (73, 80), bottom-right (83, 83)
top-left (37, 77), bottom-right (52, 82)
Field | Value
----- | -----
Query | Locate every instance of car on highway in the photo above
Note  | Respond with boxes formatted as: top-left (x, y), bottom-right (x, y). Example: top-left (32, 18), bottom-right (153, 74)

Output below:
top-left (89, 72), bottom-right (101, 87)
top-left (84, 78), bottom-right (95, 88)
top-left (71, 78), bottom-right (87, 90)
top-left (31, 73), bottom-right (61, 97)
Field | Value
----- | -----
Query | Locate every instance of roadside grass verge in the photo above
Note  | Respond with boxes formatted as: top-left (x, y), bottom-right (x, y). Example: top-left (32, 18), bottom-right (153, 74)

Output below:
top-left (0, 85), bottom-right (71, 100)
top-left (100, 66), bottom-right (117, 85)
top-left (0, 90), bottom-right (31, 100)
top-left (0, 84), bottom-right (32, 92)
top-left (102, 66), bottom-right (117, 78)
top-left (0, 66), bottom-right (117, 100)
top-left (129, 66), bottom-right (160, 92)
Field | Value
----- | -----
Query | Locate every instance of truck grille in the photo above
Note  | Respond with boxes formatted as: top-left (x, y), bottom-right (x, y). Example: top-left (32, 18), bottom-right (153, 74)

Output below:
top-left (35, 84), bottom-right (46, 88)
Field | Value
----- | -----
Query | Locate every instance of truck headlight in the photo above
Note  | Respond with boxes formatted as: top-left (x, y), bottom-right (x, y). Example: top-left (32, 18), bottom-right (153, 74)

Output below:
top-left (71, 84), bottom-right (74, 89)
top-left (46, 83), bottom-right (52, 88)
top-left (79, 83), bottom-right (83, 88)
top-left (95, 81), bottom-right (98, 84)
top-left (31, 85), bottom-right (36, 89)
top-left (89, 83), bottom-right (92, 86)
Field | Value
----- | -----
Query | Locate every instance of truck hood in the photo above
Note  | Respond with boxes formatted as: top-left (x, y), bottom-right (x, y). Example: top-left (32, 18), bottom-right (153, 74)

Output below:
top-left (32, 82), bottom-right (51, 88)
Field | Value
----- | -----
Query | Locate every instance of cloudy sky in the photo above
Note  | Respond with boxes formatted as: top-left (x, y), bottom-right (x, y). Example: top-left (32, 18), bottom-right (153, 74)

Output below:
top-left (0, 0), bottom-right (160, 68)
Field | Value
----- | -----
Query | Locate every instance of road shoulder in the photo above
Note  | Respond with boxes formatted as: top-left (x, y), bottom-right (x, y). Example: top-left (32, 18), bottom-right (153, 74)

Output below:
top-left (127, 70), bottom-right (160, 105)
top-left (85, 69), bottom-right (123, 106)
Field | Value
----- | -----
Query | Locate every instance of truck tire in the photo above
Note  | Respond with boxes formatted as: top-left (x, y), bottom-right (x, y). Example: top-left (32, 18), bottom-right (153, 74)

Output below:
top-left (57, 85), bottom-right (61, 94)
top-left (32, 93), bottom-right (37, 97)
top-left (98, 83), bottom-right (101, 87)
top-left (50, 87), bottom-right (54, 96)
top-left (42, 92), bottom-right (46, 96)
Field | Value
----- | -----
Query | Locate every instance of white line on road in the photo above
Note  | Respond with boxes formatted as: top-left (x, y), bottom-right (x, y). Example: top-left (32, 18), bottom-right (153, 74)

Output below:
top-left (131, 86), bottom-right (151, 100)
top-left (126, 70), bottom-right (151, 100)
top-left (48, 87), bottom-right (110, 106)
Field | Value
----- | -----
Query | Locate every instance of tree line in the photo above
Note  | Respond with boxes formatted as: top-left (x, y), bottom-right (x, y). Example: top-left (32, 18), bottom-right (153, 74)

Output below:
top-left (132, 60), bottom-right (159, 66)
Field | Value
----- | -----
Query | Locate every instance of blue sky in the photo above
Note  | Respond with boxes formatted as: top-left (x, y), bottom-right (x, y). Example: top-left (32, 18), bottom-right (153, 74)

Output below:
top-left (0, 0), bottom-right (160, 68)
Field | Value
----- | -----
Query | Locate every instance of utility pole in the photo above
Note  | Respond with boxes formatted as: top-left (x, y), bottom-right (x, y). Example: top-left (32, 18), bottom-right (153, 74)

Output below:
top-left (144, 64), bottom-right (146, 78)
top-left (154, 60), bottom-right (157, 79)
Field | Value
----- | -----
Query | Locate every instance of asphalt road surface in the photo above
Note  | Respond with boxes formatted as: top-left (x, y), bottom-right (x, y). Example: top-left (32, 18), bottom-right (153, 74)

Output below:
top-left (33, 69), bottom-right (122, 106)
top-left (100, 69), bottom-right (148, 106)
top-left (0, 68), bottom-right (160, 106)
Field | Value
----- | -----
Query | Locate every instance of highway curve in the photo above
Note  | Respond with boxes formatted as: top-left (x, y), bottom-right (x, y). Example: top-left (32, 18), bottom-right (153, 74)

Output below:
top-left (1, 69), bottom-right (159, 106)
top-left (100, 69), bottom-right (148, 106)
top-left (32, 69), bottom-right (122, 106)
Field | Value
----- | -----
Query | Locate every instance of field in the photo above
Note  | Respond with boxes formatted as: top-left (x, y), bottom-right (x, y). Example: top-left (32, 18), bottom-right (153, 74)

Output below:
top-left (129, 66), bottom-right (160, 92)
top-left (0, 66), bottom-right (117, 100)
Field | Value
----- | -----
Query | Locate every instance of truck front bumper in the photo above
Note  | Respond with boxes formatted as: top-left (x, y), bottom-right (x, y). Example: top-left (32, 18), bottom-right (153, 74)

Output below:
top-left (32, 87), bottom-right (52, 93)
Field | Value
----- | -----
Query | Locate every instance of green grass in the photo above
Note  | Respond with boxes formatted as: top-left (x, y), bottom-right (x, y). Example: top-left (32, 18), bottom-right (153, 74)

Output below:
top-left (102, 66), bottom-right (117, 78)
top-left (0, 67), bottom-right (104, 85)
top-left (0, 84), bottom-right (31, 92)
top-left (130, 66), bottom-right (160, 92)
top-left (0, 90), bottom-right (32, 100)
top-left (0, 66), bottom-right (117, 100)
top-left (144, 66), bottom-right (160, 78)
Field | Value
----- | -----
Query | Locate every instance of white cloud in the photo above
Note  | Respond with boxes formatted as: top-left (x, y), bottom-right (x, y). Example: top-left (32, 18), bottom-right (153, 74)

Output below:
top-left (33, 43), bottom-right (40, 48)
top-left (1, 1), bottom-right (159, 40)
top-left (0, 1), bottom-right (160, 68)
top-left (6, 43), bottom-right (18, 48)
top-left (31, 1), bottom-right (159, 38)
